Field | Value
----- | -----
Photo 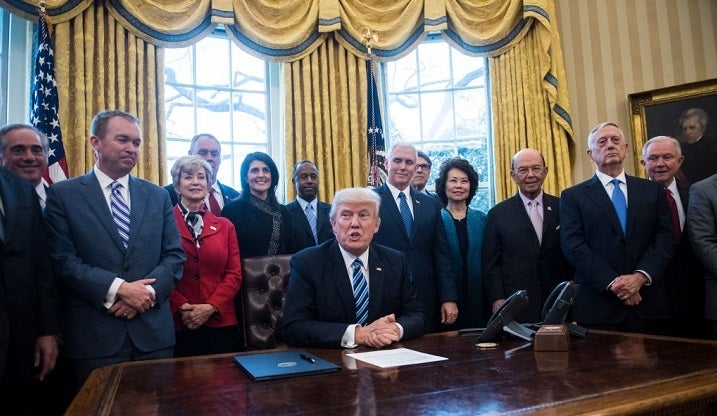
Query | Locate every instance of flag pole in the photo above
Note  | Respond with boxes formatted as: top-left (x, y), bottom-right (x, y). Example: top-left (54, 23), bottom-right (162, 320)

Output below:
top-left (363, 28), bottom-right (387, 187)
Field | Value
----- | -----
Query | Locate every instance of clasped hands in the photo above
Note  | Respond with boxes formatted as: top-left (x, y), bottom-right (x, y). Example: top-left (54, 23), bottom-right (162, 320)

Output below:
top-left (179, 303), bottom-right (216, 330)
top-left (107, 278), bottom-right (156, 319)
top-left (355, 314), bottom-right (401, 348)
top-left (610, 273), bottom-right (646, 306)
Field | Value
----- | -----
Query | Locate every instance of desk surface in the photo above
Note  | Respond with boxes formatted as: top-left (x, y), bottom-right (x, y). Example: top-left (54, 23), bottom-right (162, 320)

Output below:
top-left (66, 330), bottom-right (717, 415)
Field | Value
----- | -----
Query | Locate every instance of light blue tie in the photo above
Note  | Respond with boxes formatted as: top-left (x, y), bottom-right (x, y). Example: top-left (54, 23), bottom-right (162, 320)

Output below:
top-left (398, 191), bottom-right (414, 238)
top-left (305, 203), bottom-right (318, 244)
top-left (352, 258), bottom-right (369, 326)
top-left (611, 178), bottom-right (627, 234)
top-left (110, 181), bottom-right (130, 249)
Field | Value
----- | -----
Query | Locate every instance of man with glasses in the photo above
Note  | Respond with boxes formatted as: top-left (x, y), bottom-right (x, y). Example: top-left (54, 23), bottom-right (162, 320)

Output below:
top-left (411, 150), bottom-right (437, 198)
top-left (560, 122), bottom-right (675, 335)
top-left (483, 148), bottom-right (573, 323)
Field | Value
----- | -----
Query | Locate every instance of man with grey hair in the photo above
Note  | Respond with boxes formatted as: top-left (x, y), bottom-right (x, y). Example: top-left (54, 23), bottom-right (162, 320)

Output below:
top-left (0, 124), bottom-right (49, 208)
top-left (165, 133), bottom-right (239, 215)
top-left (678, 107), bottom-right (717, 184)
top-left (283, 187), bottom-right (425, 348)
top-left (641, 135), bottom-right (706, 337)
top-left (372, 142), bottom-right (455, 332)
top-left (560, 122), bottom-right (675, 335)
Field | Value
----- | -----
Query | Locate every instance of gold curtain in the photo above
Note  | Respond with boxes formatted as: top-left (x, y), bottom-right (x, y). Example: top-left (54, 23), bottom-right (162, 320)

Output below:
top-left (284, 38), bottom-right (367, 200)
top-left (52, 4), bottom-right (166, 183)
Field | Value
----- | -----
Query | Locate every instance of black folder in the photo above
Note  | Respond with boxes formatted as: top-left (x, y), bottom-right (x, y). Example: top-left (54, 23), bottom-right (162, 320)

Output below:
top-left (233, 350), bottom-right (340, 381)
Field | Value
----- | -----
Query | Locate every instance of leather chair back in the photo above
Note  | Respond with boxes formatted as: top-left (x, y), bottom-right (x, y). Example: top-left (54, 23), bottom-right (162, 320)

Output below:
top-left (240, 254), bottom-right (292, 350)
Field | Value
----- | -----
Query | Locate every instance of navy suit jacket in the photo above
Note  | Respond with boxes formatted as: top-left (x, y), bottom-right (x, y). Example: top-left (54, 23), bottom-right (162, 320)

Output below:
top-left (286, 199), bottom-right (334, 251)
top-left (482, 192), bottom-right (573, 323)
top-left (283, 240), bottom-right (425, 347)
top-left (45, 171), bottom-right (185, 359)
top-left (560, 174), bottom-right (676, 325)
top-left (164, 180), bottom-right (239, 207)
top-left (0, 168), bottom-right (60, 380)
top-left (372, 184), bottom-right (455, 331)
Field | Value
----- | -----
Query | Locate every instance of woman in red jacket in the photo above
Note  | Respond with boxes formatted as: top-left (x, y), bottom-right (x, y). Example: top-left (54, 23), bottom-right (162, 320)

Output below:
top-left (169, 156), bottom-right (242, 357)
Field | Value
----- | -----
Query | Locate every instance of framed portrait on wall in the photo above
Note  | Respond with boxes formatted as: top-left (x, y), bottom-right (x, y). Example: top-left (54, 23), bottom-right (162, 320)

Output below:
top-left (628, 79), bottom-right (717, 183)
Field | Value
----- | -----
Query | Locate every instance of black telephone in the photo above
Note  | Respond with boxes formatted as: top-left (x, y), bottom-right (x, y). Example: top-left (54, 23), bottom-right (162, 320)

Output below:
top-left (540, 281), bottom-right (587, 338)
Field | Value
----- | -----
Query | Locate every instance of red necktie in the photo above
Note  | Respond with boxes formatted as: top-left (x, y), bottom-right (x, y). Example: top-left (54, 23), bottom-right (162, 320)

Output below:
top-left (208, 188), bottom-right (222, 216)
top-left (665, 188), bottom-right (681, 240)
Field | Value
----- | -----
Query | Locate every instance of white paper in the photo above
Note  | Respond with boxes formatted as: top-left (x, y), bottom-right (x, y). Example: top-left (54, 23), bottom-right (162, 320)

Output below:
top-left (346, 347), bottom-right (448, 368)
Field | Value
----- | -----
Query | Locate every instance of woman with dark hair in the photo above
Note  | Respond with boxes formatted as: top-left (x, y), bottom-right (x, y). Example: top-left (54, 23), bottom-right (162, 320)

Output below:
top-left (435, 157), bottom-right (487, 329)
top-left (222, 152), bottom-right (295, 257)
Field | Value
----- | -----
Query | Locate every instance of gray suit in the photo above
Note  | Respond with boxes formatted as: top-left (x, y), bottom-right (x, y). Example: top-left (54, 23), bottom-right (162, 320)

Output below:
top-left (687, 174), bottom-right (717, 328)
top-left (44, 171), bottom-right (184, 360)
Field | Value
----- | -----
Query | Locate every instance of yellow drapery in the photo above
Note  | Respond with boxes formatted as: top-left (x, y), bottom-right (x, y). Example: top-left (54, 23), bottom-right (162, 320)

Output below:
top-left (52, 4), bottom-right (165, 182)
top-left (0, 0), bottom-right (574, 201)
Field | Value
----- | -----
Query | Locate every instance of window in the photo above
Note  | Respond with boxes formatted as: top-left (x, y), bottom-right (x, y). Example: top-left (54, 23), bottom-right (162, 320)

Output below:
top-left (164, 29), bottom-right (282, 195)
top-left (382, 36), bottom-right (493, 211)
top-left (0, 10), bottom-right (33, 125)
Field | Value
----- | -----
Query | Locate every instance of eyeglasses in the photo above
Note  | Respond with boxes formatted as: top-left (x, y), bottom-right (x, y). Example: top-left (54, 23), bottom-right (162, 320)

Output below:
top-left (512, 166), bottom-right (544, 176)
top-left (416, 163), bottom-right (430, 170)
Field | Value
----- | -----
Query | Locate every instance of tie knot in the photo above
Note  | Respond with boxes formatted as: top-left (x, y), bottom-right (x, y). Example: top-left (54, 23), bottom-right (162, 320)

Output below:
top-left (398, 191), bottom-right (406, 200)
top-left (612, 178), bottom-right (621, 187)
top-left (353, 258), bottom-right (363, 269)
top-left (306, 204), bottom-right (314, 212)
top-left (111, 181), bottom-right (121, 192)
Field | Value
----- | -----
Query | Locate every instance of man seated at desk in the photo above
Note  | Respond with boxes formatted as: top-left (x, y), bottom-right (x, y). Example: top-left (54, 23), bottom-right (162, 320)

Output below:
top-left (283, 187), bottom-right (425, 348)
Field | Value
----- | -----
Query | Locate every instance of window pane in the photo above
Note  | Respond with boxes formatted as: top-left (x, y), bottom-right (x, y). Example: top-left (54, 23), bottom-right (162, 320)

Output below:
top-left (196, 89), bottom-right (231, 137)
top-left (195, 37), bottom-right (230, 88)
top-left (231, 43), bottom-right (266, 92)
top-left (420, 90), bottom-right (454, 141)
top-left (232, 92), bottom-right (266, 142)
top-left (387, 93), bottom-right (421, 141)
top-left (452, 53), bottom-right (486, 88)
top-left (416, 42), bottom-right (450, 91)
top-left (165, 85), bottom-right (195, 138)
top-left (164, 47), bottom-right (193, 85)
top-left (385, 50), bottom-right (418, 93)
top-left (228, 143), bottom-right (268, 186)
top-left (454, 89), bottom-right (489, 139)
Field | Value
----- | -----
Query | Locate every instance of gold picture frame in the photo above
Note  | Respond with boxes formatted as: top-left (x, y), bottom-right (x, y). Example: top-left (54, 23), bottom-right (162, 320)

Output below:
top-left (628, 78), bottom-right (717, 178)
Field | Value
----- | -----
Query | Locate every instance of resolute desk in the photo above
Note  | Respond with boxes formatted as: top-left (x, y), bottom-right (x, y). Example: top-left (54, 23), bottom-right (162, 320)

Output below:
top-left (66, 331), bottom-right (717, 415)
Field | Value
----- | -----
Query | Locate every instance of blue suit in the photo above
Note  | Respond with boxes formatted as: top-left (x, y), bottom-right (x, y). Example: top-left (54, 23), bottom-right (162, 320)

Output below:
top-left (283, 240), bottom-right (425, 347)
top-left (286, 199), bottom-right (334, 251)
top-left (44, 171), bottom-right (185, 360)
top-left (372, 184), bottom-right (455, 331)
top-left (560, 175), bottom-right (675, 328)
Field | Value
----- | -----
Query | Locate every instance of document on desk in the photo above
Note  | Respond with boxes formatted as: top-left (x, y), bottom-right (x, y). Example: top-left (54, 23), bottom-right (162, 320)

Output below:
top-left (346, 348), bottom-right (448, 368)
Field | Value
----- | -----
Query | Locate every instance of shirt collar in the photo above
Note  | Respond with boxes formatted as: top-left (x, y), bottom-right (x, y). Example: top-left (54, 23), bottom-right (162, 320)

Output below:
top-left (386, 182), bottom-right (410, 201)
top-left (94, 165), bottom-right (130, 189)
top-left (596, 169), bottom-right (626, 187)
top-left (518, 190), bottom-right (544, 206)
top-left (338, 244), bottom-right (369, 271)
top-left (296, 196), bottom-right (317, 211)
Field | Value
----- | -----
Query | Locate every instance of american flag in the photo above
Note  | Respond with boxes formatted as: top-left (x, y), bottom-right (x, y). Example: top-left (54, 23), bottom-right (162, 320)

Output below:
top-left (31, 9), bottom-right (68, 184)
top-left (366, 59), bottom-right (386, 187)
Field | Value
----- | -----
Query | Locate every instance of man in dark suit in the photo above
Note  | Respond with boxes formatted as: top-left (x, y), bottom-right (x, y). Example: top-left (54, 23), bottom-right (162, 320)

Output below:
top-left (44, 110), bottom-right (185, 388)
top-left (0, 124), bottom-right (49, 209)
top-left (641, 135), bottom-right (706, 338)
top-left (483, 148), bottom-right (573, 324)
top-left (372, 142), bottom-right (456, 332)
top-left (0, 165), bottom-right (61, 412)
top-left (677, 108), bottom-right (717, 185)
top-left (164, 133), bottom-right (239, 214)
top-left (560, 122), bottom-right (676, 335)
top-left (411, 150), bottom-right (436, 197)
top-left (688, 173), bottom-right (717, 339)
top-left (286, 160), bottom-right (333, 251)
top-left (283, 187), bottom-right (424, 348)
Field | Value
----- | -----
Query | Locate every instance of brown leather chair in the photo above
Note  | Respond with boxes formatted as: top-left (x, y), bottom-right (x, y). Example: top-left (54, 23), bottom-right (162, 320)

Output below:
top-left (240, 254), bottom-right (292, 350)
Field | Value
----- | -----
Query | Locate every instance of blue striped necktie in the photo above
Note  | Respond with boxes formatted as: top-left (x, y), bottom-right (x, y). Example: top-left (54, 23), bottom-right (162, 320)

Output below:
top-left (305, 203), bottom-right (318, 244)
top-left (398, 191), bottom-right (413, 237)
top-left (611, 178), bottom-right (627, 234)
top-left (110, 181), bottom-right (130, 249)
top-left (352, 258), bottom-right (369, 326)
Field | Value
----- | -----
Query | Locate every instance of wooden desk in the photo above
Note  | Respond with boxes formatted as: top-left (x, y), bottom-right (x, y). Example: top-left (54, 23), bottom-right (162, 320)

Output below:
top-left (66, 331), bottom-right (717, 415)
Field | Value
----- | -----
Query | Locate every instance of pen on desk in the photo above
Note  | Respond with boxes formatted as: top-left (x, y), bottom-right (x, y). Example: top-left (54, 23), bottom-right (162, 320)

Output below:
top-left (300, 353), bottom-right (316, 364)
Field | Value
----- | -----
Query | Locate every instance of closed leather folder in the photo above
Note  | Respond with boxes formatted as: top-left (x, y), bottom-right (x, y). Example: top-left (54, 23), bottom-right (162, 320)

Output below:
top-left (234, 350), bottom-right (341, 381)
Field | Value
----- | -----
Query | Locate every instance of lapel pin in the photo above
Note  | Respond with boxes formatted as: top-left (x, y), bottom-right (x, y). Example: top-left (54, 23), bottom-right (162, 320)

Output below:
top-left (547, 206), bottom-right (552, 211)
top-left (210, 226), bottom-right (217, 231)
top-left (376, 267), bottom-right (382, 271)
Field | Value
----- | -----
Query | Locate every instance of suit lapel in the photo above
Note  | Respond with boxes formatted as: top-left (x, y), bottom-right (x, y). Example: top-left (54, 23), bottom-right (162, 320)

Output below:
top-left (407, 188), bottom-right (423, 241)
top-left (625, 175), bottom-right (645, 239)
top-left (290, 202), bottom-right (314, 239)
top-left (82, 172), bottom-right (127, 251)
top-left (542, 194), bottom-right (557, 235)
top-left (379, 185), bottom-right (409, 241)
top-left (328, 242), bottom-right (357, 317)
top-left (585, 175), bottom-right (624, 237)
top-left (317, 202), bottom-right (331, 237)
top-left (508, 194), bottom-right (540, 246)
top-left (127, 176), bottom-right (147, 251)
top-left (367, 245), bottom-right (385, 321)
top-left (0, 172), bottom-right (16, 239)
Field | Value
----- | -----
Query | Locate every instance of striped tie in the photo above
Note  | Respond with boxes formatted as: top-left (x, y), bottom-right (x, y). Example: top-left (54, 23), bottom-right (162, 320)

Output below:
top-left (305, 203), bottom-right (318, 244)
top-left (110, 181), bottom-right (130, 249)
top-left (352, 258), bottom-right (369, 326)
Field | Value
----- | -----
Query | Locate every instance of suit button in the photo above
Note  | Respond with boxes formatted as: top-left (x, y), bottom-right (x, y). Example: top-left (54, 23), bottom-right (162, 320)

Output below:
top-left (193, 274), bottom-right (199, 280)
top-left (193, 256), bottom-right (199, 262)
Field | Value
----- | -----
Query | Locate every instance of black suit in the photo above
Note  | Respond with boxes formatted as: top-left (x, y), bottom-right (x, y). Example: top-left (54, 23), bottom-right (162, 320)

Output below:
top-left (560, 174), bottom-right (676, 332)
top-left (283, 240), bottom-right (425, 347)
top-left (372, 184), bottom-right (455, 332)
top-left (164, 181), bottom-right (239, 207)
top-left (0, 167), bottom-right (60, 405)
top-left (482, 192), bottom-right (573, 323)
top-left (286, 199), bottom-right (333, 251)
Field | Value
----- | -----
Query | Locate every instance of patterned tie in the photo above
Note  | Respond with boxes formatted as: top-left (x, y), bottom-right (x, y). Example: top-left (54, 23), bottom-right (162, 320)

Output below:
top-left (305, 203), bottom-right (318, 244)
top-left (208, 188), bottom-right (222, 216)
top-left (352, 258), bottom-right (369, 326)
top-left (611, 179), bottom-right (627, 234)
top-left (110, 181), bottom-right (130, 249)
top-left (665, 188), bottom-right (681, 240)
top-left (398, 191), bottom-right (414, 238)
top-left (528, 200), bottom-right (543, 245)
